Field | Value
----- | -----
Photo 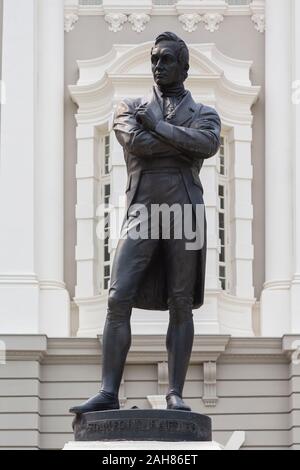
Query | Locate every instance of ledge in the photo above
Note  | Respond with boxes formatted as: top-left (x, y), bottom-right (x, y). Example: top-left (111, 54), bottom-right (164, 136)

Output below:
top-left (1, 334), bottom-right (299, 365)
top-left (64, 1), bottom-right (265, 18)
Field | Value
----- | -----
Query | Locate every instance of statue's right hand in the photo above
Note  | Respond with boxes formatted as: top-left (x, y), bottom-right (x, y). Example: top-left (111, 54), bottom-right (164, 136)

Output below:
top-left (134, 103), bottom-right (148, 122)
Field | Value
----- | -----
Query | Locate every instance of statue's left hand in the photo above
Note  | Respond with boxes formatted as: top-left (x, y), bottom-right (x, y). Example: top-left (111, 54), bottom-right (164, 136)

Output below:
top-left (136, 106), bottom-right (157, 131)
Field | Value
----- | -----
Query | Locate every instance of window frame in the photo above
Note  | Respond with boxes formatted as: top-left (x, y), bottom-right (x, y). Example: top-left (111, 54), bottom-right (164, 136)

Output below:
top-left (99, 133), bottom-right (111, 293)
top-left (217, 135), bottom-right (231, 292)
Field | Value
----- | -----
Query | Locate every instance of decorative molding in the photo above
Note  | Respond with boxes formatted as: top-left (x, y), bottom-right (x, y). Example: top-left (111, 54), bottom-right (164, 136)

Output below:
top-left (120, 335), bottom-right (231, 363)
top-left (39, 280), bottom-right (67, 290)
top-left (128, 13), bottom-right (150, 33)
top-left (251, 13), bottom-right (265, 33)
top-left (202, 361), bottom-right (218, 407)
top-left (63, 1), bottom-right (266, 25)
top-left (202, 12), bottom-right (224, 32)
top-left (104, 13), bottom-right (127, 32)
top-left (250, 0), bottom-right (265, 33)
top-left (263, 279), bottom-right (291, 291)
top-left (282, 335), bottom-right (300, 359)
top-left (63, 1), bottom-right (266, 34)
top-left (0, 335), bottom-right (47, 362)
top-left (178, 11), bottom-right (226, 34)
top-left (70, 43), bottom-right (259, 129)
top-left (64, 12), bottom-right (79, 32)
top-left (45, 337), bottom-right (101, 365)
top-left (178, 13), bottom-right (201, 33)
top-left (0, 273), bottom-right (39, 286)
top-left (1, 335), bottom-right (293, 365)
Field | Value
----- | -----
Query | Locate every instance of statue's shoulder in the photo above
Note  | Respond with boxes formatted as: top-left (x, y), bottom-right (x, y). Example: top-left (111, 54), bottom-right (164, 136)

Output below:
top-left (115, 97), bottom-right (144, 116)
top-left (197, 102), bottom-right (221, 121)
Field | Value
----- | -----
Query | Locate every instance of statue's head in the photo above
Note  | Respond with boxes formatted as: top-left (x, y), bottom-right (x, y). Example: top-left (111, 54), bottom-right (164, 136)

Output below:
top-left (151, 32), bottom-right (189, 88)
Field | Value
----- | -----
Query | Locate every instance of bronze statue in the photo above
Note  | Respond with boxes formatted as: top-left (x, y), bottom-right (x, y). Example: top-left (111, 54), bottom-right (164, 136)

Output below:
top-left (70, 32), bottom-right (221, 414)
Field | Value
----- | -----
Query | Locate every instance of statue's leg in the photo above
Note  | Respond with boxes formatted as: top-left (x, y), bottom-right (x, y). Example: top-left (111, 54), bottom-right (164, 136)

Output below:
top-left (162, 176), bottom-right (199, 411)
top-left (100, 296), bottom-right (132, 399)
top-left (166, 297), bottom-right (194, 408)
top-left (69, 208), bottom-right (159, 414)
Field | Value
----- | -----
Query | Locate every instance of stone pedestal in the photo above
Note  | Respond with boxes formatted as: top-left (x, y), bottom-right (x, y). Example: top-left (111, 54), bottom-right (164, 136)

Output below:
top-left (65, 408), bottom-right (222, 450)
top-left (71, 409), bottom-right (212, 442)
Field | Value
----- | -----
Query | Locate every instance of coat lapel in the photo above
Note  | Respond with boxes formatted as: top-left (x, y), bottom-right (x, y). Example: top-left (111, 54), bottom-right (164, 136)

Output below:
top-left (137, 86), bottom-right (198, 127)
top-left (167, 90), bottom-right (198, 127)
top-left (137, 87), bottom-right (164, 123)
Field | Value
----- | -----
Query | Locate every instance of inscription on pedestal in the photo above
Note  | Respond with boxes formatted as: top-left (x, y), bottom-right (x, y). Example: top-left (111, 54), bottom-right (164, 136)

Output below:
top-left (73, 409), bottom-right (212, 442)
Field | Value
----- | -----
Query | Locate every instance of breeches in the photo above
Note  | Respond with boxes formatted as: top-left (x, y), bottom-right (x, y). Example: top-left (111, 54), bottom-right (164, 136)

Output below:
top-left (107, 168), bottom-right (199, 324)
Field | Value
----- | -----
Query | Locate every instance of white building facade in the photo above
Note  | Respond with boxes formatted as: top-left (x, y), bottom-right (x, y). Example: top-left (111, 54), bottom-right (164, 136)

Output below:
top-left (0, 0), bottom-right (300, 450)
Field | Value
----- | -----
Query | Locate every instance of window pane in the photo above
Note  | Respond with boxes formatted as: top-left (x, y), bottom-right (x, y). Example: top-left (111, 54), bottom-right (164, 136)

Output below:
top-left (219, 246), bottom-right (225, 262)
top-left (219, 212), bottom-right (224, 228)
top-left (101, 143), bottom-right (111, 291)
top-left (104, 246), bottom-right (110, 262)
top-left (104, 135), bottom-right (110, 175)
top-left (218, 136), bottom-right (228, 291)
top-left (219, 266), bottom-right (225, 278)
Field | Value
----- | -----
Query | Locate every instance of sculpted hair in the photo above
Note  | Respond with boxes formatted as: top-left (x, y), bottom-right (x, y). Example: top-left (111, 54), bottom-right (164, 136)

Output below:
top-left (152, 31), bottom-right (190, 80)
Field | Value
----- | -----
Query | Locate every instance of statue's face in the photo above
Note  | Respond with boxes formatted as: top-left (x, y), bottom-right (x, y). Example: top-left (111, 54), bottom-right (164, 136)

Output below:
top-left (151, 40), bottom-right (183, 87)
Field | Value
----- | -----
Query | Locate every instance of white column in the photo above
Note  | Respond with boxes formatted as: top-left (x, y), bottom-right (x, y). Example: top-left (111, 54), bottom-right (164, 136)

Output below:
top-left (75, 125), bottom-right (100, 300)
top-left (74, 125), bottom-right (103, 337)
top-left (36, 0), bottom-right (70, 336)
top-left (290, 0), bottom-right (300, 332)
top-left (228, 125), bottom-right (254, 300)
top-left (260, 0), bottom-right (293, 336)
top-left (0, 0), bottom-right (39, 333)
top-left (195, 157), bottom-right (220, 335)
top-left (202, 155), bottom-right (220, 291)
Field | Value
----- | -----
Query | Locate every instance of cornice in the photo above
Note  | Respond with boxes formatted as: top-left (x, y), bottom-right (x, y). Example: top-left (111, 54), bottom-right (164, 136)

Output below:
top-left (1, 334), bottom-right (295, 366)
top-left (43, 337), bottom-right (101, 364)
top-left (0, 335), bottom-right (47, 362)
top-left (64, 1), bottom-right (265, 33)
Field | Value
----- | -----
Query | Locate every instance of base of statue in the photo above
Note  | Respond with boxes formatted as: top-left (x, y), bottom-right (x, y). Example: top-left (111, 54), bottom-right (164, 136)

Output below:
top-left (71, 409), bottom-right (212, 442)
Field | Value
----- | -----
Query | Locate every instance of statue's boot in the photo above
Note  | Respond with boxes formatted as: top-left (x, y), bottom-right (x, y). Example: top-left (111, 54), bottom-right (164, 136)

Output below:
top-left (166, 391), bottom-right (191, 411)
top-left (69, 390), bottom-right (119, 414)
top-left (70, 298), bottom-right (132, 414)
top-left (165, 302), bottom-right (194, 412)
